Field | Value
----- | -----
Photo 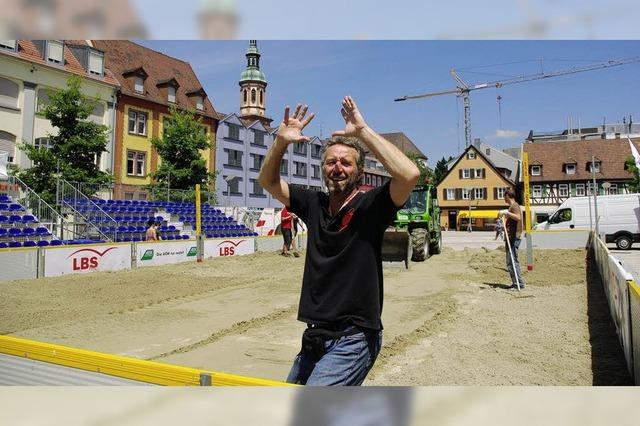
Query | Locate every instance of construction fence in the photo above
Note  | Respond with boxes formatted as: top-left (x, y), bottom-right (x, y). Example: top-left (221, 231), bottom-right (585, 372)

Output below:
top-left (590, 233), bottom-right (639, 384)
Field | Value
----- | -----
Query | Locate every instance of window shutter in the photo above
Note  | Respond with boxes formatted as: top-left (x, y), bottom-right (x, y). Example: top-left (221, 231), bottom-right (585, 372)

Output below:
top-left (470, 169), bottom-right (475, 179)
top-left (459, 169), bottom-right (462, 179)
top-left (456, 188), bottom-right (461, 200)
top-left (442, 188), bottom-right (447, 200)
top-left (482, 168), bottom-right (486, 178)
top-left (483, 188), bottom-right (487, 199)
top-left (493, 187), bottom-right (497, 199)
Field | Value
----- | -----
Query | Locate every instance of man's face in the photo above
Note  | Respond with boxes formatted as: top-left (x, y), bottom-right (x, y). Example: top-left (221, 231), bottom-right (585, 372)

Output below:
top-left (503, 194), bottom-right (511, 205)
top-left (323, 144), bottom-right (361, 196)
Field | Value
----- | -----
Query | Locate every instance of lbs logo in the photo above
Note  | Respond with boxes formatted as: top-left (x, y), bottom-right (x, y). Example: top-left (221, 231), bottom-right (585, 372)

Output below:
top-left (217, 240), bottom-right (245, 256)
top-left (67, 247), bottom-right (117, 271)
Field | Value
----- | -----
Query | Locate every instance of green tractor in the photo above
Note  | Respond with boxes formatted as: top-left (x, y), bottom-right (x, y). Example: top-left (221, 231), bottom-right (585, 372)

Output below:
top-left (382, 184), bottom-right (442, 267)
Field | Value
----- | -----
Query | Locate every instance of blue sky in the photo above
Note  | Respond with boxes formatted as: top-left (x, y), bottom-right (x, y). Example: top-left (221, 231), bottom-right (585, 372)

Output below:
top-left (138, 40), bottom-right (640, 163)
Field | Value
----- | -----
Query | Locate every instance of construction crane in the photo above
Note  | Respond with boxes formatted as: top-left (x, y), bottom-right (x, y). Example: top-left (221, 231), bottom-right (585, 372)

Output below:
top-left (395, 56), bottom-right (640, 149)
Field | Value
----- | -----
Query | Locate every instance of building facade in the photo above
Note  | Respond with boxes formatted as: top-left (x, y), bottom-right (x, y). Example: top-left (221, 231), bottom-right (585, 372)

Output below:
top-left (93, 40), bottom-right (219, 200)
top-left (0, 40), bottom-right (119, 173)
top-left (522, 126), bottom-right (640, 223)
top-left (437, 144), bottom-right (517, 231)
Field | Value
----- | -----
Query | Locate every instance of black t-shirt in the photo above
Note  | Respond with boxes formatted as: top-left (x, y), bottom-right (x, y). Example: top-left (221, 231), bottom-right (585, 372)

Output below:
top-left (288, 181), bottom-right (400, 330)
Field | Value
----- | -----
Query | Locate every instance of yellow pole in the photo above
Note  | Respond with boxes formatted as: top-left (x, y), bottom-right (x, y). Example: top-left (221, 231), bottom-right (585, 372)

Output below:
top-left (522, 152), bottom-right (534, 271)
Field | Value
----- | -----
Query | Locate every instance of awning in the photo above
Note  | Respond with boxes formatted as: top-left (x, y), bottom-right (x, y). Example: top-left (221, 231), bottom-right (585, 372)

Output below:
top-left (457, 209), bottom-right (500, 219)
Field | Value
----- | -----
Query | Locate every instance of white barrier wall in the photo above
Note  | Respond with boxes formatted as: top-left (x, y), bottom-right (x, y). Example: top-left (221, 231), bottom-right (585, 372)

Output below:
top-left (530, 230), bottom-right (590, 249)
top-left (136, 241), bottom-right (198, 267)
top-left (0, 248), bottom-right (38, 281)
top-left (43, 244), bottom-right (132, 277)
top-left (203, 237), bottom-right (255, 258)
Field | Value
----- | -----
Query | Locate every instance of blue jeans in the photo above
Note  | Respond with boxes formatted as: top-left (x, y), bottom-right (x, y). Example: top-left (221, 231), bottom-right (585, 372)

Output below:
top-left (286, 327), bottom-right (382, 386)
top-left (506, 238), bottom-right (525, 287)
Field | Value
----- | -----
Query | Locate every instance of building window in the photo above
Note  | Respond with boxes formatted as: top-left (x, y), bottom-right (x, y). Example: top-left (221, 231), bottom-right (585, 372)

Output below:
top-left (461, 188), bottom-right (470, 200)
top-left (496, 187), bottom-right (506, 199)
top-left (565, 163), bottom-right (576, 175)
top-left (134, 76), bottom-right (144, 94)
top-left (587, 182), bottom-right (596, 195)
top-left (251, 179), bottom-right (264, 196)
top-left (312, 164), bottom-right (320, 179)
top-left (589, 162), bottom-right (601, 173)
top-left (280, 159), bottom-right (288, 175)
top-left (47, 40), bottom-right (64, 64)
top-left (243, 89), bottom-right (247, 103)
top-left (293, 161), bottom-right (307, 177)
top-left (0, 130), bottom-right (16, 162)
top-left (531, 165), bottom-right (541, 176)
top-left (467, 152), bottom-right (476, 160)
top-left (167, 86), bottom-right (176, 103)
top-left (225, 149), bottom-right (243, 167)
top-left (251, 89), bottom-right (256, 104)
top-left (223, 176), bottom-right (241, 195)
top-left (575, 184), bottom-right (585, 196)
top-left (259, 90), bottom-right (263, 105)
top-left (253, 131), bottom-right (265, 146)
top-left (88, 50), bottom-right (104, 76)
top-left (196, 95), bottom-right (204, 111)
top-left (559, 184), bottom-right (569, 197)
top-left (128, 110), bottom-right (147, 135)
top-left (475, 168), bottom-right (483, 178)
top-left (607, 184), bottom-right (618, 195)
top-left (446, 188), bottom-right (455, 200)
top-left (485, 148), bottom-right (491, 155)
top-left (89, 102), bottom-right (104, 124)
top-left (34, 137), bottom-right (53, 150)
top-left (0, 40), bottom-right (17, 51)
top-left (311, 144), bottom-right (321, 158)
top-left (126, 150), bottom-right (146, 176)
top-left (462, 169), bottom-right (470, 179)
top-left (227, 123), bottom-right (240, 140)
top-left (250, 153), bottom-right (264, 171)
top-left (293, 143), bottom-right (307, 156)
top-left (532, 185), bottom-right (542, 198)
top-left (474, 188), bottom-right (484, 199)
top-left (0, 77), bottom-right (19, 109)
top-left (365, 174), bottom-right (371, 185)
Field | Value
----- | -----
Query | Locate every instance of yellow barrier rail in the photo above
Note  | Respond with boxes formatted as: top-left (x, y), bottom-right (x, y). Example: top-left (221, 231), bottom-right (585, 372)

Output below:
top-left (0, 335), bottom-right (292, 386)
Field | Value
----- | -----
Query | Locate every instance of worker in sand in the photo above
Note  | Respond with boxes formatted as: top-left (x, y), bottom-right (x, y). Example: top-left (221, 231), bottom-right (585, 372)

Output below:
top-left (500, 189), bottom-right (526, 290)
top-left (259, 96), bottom-right (419, 385)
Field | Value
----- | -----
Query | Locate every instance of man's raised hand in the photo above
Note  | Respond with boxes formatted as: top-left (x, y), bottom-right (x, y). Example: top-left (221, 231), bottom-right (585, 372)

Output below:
top-left (332, 96), bottom-right (368, 138)
top-left (277, 104), bottom-right (315, 145)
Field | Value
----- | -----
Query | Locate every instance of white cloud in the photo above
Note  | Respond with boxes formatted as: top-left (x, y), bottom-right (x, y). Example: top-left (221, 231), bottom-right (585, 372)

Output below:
top-left (494, 129), bottom-right (521, 138)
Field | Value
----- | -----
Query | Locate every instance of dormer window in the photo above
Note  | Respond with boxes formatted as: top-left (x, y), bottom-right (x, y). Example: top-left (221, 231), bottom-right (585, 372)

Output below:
top-left (531, 165), bottom-right (541, 176)
top-left (565, 163), bottom-right (576, 175)
top-left (134, 77), bottom-right (144, 94)
top-left (196, 95), bottom-right (204, 111)
top-left (88, 50), bottom-right (104, 76)
top-left (467, 152), bottom-right (476, 160)
top-left (47, 40), bottom-right (64, 64)
top-left (168, 86), bottom-right (176, 103)
top-left (588, 161), bottom-right (601, 173)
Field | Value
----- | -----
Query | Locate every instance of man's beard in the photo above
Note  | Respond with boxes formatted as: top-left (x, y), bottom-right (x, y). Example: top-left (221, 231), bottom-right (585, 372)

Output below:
top-left (325, 172), bottom-right (360, 196)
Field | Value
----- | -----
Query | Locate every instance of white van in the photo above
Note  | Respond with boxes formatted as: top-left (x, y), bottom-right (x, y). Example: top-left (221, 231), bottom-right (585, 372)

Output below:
top-left (533, 194), bottom-right (640, 249)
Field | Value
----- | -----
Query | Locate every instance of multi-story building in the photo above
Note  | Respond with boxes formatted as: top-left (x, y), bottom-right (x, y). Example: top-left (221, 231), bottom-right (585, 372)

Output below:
top-left (437, 143), bottom-right (518, 230)
top-left (522, 123), bottom-right (640, 223)
top-left (0, 40), bottom-right (119, 172)
top-left (215, 41), bottom-right (323, 208)
top-left (93, 40), bottom-right (219, 199)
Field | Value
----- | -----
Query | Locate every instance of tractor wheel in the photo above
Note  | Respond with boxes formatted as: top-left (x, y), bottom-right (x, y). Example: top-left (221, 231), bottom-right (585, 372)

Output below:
top-left (430, 234), bottom-right (442, 255)
top-left (411, 228), bottom-right (429, 261)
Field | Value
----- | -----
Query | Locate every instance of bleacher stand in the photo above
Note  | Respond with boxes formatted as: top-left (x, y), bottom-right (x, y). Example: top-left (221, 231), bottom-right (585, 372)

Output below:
top-left (0, 193), bottom-right (59, 249)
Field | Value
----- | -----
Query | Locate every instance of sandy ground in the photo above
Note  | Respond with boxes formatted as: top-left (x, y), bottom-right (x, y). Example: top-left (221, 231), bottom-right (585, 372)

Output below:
top-left (0, 245), bottom-right (632, 385)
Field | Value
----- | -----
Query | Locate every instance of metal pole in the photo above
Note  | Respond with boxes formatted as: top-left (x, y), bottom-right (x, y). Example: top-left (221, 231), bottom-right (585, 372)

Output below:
top-left (463, 92), bottom-right (471, 148)
top-left (195, 184), bottom-right (203, 263)
top-left (592, 155), bottom-right (600, 238)
top-left (467, 191), bottom-right (472, 232)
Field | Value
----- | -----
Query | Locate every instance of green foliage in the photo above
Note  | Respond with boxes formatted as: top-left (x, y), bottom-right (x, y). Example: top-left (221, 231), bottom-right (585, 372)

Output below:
top-left (407, 153), bottom-right (429, 185)
top-left (432, 156), bottom-right (454, 187)
top-left (150, 105), bottom-right (214, 193)
top-left (14, 75), bottom-right (112, 205)
top-left (625, 156), bottom-right (640, 193)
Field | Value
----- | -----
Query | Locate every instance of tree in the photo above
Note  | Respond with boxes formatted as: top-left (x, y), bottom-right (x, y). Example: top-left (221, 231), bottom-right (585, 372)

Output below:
top-left (625, 156), bottom-right (640, 193)
top-left (150, 105), bottom-right (214, 197)
top-left (15, 75), bottom-right (112, 205)
top-left (407, 153), bottom-right (429, 186)
top-left (432, 156), bottom-right (454, 187)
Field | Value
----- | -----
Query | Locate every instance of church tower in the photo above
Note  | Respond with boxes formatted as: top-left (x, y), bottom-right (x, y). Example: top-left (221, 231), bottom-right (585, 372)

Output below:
top-left (239, 40), bottom-right (271, 125)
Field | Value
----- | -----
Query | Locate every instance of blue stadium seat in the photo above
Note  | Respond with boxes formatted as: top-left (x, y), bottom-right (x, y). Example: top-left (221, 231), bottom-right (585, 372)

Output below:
top-left (0, 229), bottom-right (6, 237)
top-left (22, 228), bottom-right (35, 237)
top-left (23, 240), bottom-right (37, 247)
top-left (9, 228), bottom-right (21, 237)
top-left (0, 195), bottom-right (9, 203)
top-left (50, 240), bottom-right (63, 246)
top-left (37, 240), bottom-right (50, 247)
top-left (0, 242), bottom-right (7, 249)
top-left (9, 214), bottom-right (22, 223)
top-left (8, 241), bottom-right (21, 248)
top-left (181, 235), bottom-right (189, 240)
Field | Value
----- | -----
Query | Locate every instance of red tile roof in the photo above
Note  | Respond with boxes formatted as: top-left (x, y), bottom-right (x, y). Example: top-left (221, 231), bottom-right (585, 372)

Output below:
top-left (91, 40), bottom-right (217, 118)
top-left (379, 132), bottom-right (427, 160)
top-left (523, 137), bottom-right (640, 182)
top-left (0, 40), bottom-right (119, 87)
